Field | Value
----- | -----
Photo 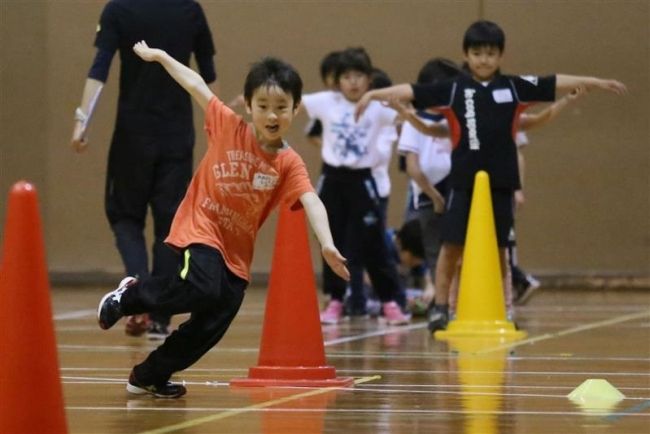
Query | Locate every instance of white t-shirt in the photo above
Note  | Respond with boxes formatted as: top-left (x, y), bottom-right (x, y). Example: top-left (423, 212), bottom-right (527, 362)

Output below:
top-left (302, 90), bottom-right (397, 169)
top-left (371, 125), bottom-right (398, 198)
top-left (397, 117), bottom-right (452, 209)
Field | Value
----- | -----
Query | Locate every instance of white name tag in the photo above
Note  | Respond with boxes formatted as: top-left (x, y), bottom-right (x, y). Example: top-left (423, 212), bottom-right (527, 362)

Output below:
top-left (492, 88), bottom-right (513, 103)
top-left (252, 172), bottom-right (278, 190)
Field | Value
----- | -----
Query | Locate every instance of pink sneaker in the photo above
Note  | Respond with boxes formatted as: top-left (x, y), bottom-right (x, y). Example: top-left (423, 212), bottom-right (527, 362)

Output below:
top-left (320, 300), bottom-right (344, 325)
top-left (382, 301), bottom-right (411, 325)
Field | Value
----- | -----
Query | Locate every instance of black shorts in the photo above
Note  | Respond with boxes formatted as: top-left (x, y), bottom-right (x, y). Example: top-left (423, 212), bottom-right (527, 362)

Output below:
top-left (440, 189), bottom-right (514, 247)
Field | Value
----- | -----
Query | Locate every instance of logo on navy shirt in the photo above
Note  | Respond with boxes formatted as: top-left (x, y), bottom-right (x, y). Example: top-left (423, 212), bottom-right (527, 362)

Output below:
top-left (520, 75), bottom-right (539, 86)
top-left (464, 89), bottom-right (480, 150)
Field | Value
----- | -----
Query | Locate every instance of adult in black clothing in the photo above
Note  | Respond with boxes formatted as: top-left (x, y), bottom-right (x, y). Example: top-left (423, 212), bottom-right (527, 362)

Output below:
top-left (71, 0), bottom-right (217, 339)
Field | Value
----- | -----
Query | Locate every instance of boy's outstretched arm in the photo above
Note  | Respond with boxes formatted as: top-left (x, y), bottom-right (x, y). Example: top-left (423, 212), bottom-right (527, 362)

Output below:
top-left (386, 99), bottom-right (449, 138)
top-left (405, 152), bottom-right (446, 213)
top-left (556, 74), bottom-right (627, 96)
top-left (355, 83), bottom-right (414, 121)
top-left (519, 86), bottom-right (586, 130)
top-left (299, 192), bottom-right (350, 281)
top-left (133, 41), bottom-right (214, 110)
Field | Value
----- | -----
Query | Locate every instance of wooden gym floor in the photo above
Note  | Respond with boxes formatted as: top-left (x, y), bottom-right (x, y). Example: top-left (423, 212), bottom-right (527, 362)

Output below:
top-left (53, 285), bottom-right (650, 434)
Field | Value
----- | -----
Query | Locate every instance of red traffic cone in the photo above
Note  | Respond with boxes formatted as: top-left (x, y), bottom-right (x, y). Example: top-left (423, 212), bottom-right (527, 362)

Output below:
top-left (231, 206), bottom-right (353, 387)
top-left (0, 181), bottom-right (68, 434)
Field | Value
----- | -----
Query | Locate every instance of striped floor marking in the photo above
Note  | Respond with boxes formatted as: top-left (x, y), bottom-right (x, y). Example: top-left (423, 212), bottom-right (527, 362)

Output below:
top-left (133, 375), bottom-right (381, 434)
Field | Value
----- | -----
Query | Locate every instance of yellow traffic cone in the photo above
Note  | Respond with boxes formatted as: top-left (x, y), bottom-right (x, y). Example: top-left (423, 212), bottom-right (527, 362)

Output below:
top-left (437, 171), bottom-right (526, 339)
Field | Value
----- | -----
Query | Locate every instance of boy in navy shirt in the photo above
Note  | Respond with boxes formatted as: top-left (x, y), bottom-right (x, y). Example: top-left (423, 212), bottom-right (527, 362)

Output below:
top-left (356, 20), bottom-right (626, 332)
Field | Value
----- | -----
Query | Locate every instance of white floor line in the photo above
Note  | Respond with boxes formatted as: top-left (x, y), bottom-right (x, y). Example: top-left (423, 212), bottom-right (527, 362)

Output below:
top-left (54, 309), bottom-right (96, 320)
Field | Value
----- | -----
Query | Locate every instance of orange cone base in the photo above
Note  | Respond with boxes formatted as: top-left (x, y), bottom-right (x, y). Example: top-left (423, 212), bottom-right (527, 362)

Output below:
top-left (230, 366), bottom-right (355, 388)
top-left (435, 320), bottom-right (527, 339)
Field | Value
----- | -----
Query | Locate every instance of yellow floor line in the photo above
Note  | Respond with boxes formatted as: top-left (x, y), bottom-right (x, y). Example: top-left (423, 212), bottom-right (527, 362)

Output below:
top-left (137, 375), bottom-right (381, 434)
top-left (474, 309), bottom-right (650, 355)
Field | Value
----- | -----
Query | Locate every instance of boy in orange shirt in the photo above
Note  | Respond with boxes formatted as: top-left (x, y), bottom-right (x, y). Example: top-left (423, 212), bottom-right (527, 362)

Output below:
top-left (97, 41), bottom-right (349, 398)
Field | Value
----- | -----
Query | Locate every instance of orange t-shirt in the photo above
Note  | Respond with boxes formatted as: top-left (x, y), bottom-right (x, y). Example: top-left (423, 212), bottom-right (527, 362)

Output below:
top-left (165, 96), bottom-right (314, 281)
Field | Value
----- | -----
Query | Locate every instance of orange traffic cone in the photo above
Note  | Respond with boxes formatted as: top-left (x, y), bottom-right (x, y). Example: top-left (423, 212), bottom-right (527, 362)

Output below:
top-left (436, 171), bottom-right (525, 339)
top-left (231, 206), bottom-right (353, 387)
top-left (0, 181), bottom-right (68, 434)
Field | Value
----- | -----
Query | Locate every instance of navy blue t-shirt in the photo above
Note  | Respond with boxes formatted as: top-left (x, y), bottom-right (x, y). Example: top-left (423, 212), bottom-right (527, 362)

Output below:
top-left (93, 0), bottom-right (216, 133)
top-left (412, 73), bottom-right (556, 189)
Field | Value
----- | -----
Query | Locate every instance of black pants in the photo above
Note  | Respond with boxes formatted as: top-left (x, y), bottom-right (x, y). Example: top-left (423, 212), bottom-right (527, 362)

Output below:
top-left (318, 164), bottom-right (402, 303)
top-left (120, 244), bottom-right (247, 385)
top-left (106, 129), bottom-right (194, 324)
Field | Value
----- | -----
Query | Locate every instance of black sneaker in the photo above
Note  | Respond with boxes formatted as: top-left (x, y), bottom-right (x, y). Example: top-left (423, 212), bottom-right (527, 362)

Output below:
top-left (126, 371), bottom-right (186, 399)
top-left (147, 322), bottom-right (170, 341)
top-left (427, 304), bottom-right (449, 333)
top-left (97, 277), bottom-right (137, 330)
top-left (513, 274), bottom-right (540, 305)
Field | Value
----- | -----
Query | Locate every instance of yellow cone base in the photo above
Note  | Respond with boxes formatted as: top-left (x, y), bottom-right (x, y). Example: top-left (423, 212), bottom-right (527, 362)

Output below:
top-left (435, 319), bottom-right (527, 339)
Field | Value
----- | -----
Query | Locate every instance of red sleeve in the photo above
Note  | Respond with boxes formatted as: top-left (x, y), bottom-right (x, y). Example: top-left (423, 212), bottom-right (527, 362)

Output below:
top-left (204, 96), bottom-right (241, 145)
top-left (280, 151), bottom-right (315, 210)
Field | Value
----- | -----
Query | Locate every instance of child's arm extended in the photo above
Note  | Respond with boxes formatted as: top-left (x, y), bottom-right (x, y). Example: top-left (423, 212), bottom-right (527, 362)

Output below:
top-left (519, 86), bottom-right (586, 130)
top-left (405, 152), bottom-right (445, 213)
top-left (355, 84), bottom-right (414, 120)
top-left (133, 41), bottom-right (214, 110)
top-left (299, 192), bottom-right (350, 281)
top-left (556, 74), bottom-right (626, 96)
top-left (387, 99), bottom-right (449, 138)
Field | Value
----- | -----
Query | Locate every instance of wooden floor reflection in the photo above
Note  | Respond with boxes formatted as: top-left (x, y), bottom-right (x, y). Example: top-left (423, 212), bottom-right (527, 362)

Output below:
top-left (53, 286), bottom-right (650, 434)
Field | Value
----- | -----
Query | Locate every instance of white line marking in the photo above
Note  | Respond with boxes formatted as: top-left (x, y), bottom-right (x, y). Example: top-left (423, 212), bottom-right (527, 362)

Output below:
top-left (54, 309), bottom-right (96, 320)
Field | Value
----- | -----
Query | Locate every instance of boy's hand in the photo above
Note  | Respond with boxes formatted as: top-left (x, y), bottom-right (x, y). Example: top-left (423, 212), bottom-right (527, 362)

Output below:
top-left (433, 196), bottom-right (445, 214)
top-left (567, 85), bottom-right (587, 101)
top-left (385, 97), bottom-right (412, 118)
top-left (597, 79), bottom-right (627, 95)
top-left (354, 92), bottom-right (372, 121)
top-left (71, 122), bottom-right (88, 153)
top-left (133, 41), bottom-right (163, 62)
top-left (322, 245), bottom-right (350, 281)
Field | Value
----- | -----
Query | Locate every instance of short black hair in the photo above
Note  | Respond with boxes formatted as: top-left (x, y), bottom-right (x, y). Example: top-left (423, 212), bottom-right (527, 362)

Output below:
top-left (334, 47), bottom-right (373, 83)
top-left (244, 57), bottom-right (303, 108)
top-left (396, 219), bottom-right (425, 259)
top-left (417, 58), bottom-right (461, 85)
top-left (371, 67), bottom-right (392, 89)
top-left (319, 51), bottom-right (341, 83)
top-left (463, 20), bottom-right (505, 52)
